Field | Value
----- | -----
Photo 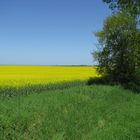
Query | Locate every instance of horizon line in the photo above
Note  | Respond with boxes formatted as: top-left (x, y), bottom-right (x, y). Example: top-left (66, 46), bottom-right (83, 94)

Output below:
top-left (0, 64), bottom-right (94, 66)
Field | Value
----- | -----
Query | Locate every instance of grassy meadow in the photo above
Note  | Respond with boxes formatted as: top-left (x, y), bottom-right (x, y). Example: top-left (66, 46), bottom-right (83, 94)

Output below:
top-left (1, 85), bottom-right (140, 140)
top-left (0, 66), bottom-right (140, 140)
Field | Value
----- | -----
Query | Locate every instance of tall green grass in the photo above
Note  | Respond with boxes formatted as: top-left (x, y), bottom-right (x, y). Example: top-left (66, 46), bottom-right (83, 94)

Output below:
top-left (0, 85), bottom-right (140, 140)
top-left (0, 80), bottom-right (85, 97)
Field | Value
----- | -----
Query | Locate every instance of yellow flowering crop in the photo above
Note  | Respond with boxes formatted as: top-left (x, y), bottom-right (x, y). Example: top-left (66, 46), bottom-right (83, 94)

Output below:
top-left (0, 66), bottom-right (98, 87)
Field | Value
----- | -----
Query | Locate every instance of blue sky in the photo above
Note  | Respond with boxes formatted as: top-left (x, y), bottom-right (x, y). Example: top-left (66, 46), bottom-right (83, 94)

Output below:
top-left (0, 0), bottom-right (111, 65)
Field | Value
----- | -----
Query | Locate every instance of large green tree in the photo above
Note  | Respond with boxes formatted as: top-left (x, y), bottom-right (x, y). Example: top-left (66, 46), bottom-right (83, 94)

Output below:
top-left (94, 11), bottom-right (140, 84)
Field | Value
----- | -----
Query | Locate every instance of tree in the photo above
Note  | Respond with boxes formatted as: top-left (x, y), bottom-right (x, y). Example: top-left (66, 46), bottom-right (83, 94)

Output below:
top-left (91, 0), bottom-right (140, 89)
top-left (94, 12), bottom-right (140, 84)
top-left (103, 0), bottom-right (140, 28)
top-left (103, 0), bottom-right (140, 16)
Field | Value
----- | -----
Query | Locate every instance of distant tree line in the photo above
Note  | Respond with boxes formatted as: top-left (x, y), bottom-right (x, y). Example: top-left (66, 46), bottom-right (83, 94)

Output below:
top-left (92, 0), bottom-right (140, 91)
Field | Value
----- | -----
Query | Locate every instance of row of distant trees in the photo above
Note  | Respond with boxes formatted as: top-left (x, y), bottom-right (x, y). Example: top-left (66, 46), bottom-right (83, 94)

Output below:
top-left (93, 0), bottom-right (140, 87)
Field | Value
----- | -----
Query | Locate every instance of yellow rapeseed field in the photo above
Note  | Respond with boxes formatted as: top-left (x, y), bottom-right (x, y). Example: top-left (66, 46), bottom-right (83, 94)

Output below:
top-left (0, 66), bottom-right (98, 87)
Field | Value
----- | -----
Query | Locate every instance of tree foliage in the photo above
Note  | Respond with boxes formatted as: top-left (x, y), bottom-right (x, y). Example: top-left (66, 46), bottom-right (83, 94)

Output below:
top-left (103, 0), bottom-right (140, 16)
top-left (94, 8), bottom-right (140, 85)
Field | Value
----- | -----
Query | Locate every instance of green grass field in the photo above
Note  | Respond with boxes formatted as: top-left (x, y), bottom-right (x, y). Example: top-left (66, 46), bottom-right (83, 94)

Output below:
top-left (0, 85), bottom-right (140, 140)
top-left (0, 66), bottom-right (140, 140)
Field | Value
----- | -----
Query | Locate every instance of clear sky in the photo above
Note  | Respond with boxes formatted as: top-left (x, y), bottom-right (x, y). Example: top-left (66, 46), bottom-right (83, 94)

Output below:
top-left (0, 0), bottom-right (111, 65)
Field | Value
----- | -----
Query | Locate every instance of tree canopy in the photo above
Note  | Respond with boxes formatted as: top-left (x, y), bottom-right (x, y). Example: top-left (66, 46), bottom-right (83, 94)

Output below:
top-left (103, 0), bottom-right (140, 16)
top-left (93, 1), bottom-right (140, 88)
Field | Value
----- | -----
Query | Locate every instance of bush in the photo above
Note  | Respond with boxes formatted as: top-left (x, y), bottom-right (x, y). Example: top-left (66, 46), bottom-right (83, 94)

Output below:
top-left (87, 76), bottom-right (115, 85)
